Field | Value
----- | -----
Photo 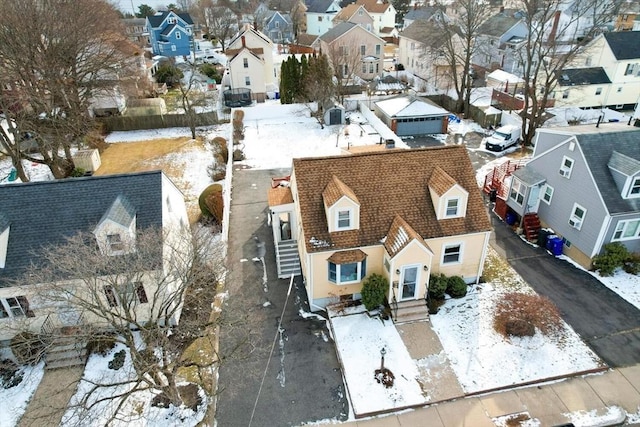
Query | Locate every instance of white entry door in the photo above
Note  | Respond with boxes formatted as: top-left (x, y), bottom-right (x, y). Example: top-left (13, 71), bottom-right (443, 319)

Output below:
top-left (400, 266), bottom-right (418, 300)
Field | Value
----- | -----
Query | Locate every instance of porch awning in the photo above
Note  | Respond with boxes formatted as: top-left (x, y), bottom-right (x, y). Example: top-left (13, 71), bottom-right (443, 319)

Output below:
top-left (512, 167), bottom-right (545, 186)
top-left (327, 249), bottom-right (367, 264)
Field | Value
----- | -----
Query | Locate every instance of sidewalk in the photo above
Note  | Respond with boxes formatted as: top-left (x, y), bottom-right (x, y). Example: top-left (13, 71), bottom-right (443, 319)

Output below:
top-left (343, 364), bottom-right (640, 426)
top-left (18, 366), bottom-right (83, 427)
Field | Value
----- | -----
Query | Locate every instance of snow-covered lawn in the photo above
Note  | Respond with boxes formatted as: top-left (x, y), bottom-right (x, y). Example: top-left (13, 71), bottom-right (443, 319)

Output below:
top-left (330, 312), bottom-right (427, 416)
top-left (0, 361), bottom-right (44, 427)
top-left (62, 340), bottom-right (206, 427)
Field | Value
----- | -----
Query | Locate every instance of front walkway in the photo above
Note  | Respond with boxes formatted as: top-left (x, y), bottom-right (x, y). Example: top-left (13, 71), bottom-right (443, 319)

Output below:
top-left (18, 366), bottom-right (83, 427)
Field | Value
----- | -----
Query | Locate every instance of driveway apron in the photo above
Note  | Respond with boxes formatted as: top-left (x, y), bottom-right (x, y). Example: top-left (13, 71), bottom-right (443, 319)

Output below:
top-left (491, 213), bottom-right (640, 367)
top-left (216, 167), bottom-right (347, 427)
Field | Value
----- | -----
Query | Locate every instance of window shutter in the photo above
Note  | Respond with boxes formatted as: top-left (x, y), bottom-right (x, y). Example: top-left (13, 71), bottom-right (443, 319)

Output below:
top-left (104, 286), bottom-right (118, 307)
top-left (136, 283), bottom-right (149, 304)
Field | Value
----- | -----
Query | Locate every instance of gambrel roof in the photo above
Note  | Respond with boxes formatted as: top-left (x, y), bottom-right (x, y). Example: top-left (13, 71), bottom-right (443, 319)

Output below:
top-left (292, 146), bottom-right (491, 253)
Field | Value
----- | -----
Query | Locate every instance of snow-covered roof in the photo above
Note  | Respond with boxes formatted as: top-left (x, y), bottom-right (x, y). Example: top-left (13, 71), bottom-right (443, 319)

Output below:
top-left (375, 96), bottom-right (449, 118)
top-left (487, 69), bottom-right (524, 84)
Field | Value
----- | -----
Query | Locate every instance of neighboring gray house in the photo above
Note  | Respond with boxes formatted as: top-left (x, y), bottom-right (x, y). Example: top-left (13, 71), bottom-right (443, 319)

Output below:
top-left (472, 9), bottom-right (528, 76)
top-left (402, 5), bottom-right (446, 30)
top-left (264, 11), bottom-right (294, 43)
top-left (505, 124), bottom-right (640, 268)
top-left (305, 0), bottom-right (341, 36)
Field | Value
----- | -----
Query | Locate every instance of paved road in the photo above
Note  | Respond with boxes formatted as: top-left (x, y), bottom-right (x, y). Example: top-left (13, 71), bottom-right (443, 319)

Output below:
top-left (216, 167), bottom-right (347, 427)
top-left (491, 213), bottom-right (640, 367)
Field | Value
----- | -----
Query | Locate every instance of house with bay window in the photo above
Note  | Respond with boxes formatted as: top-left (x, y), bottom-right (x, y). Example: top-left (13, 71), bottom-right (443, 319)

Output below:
top-left (0, 171), bottom-right (189, 343)
top-left (267, 146), bottom-right (492, 322)
top-left (504, 123), bottom-right (640, 268)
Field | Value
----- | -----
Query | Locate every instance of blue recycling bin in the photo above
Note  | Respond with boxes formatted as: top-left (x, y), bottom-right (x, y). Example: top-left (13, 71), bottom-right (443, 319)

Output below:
top-left (505, 212), bottom-right (517, 225)
top-left (546, 235), bottom-right (563, 256)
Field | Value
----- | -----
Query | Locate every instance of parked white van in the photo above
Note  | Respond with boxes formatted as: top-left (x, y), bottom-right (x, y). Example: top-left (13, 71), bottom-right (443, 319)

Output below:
top-left (485, 125), bottom-right (521, 152)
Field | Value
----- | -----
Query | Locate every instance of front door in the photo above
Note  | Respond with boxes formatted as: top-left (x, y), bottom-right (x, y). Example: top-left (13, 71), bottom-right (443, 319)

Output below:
top-left (400, 266), bottom-right (418, 300)
top-left (278, 212), bottom-right (292, 242)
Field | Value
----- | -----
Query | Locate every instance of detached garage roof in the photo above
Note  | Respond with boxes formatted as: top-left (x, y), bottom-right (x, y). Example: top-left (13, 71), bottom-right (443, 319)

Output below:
top-left (375, 96), bottom-right (449, 118)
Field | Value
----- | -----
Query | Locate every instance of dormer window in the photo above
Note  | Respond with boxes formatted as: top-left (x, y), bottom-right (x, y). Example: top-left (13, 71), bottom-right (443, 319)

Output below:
top-left (107, 234), bottom-right (125, 252)
top-left (629, 177), bottom-right (640, 197)
top-left (168, 17), bottom-right (176, 24)
top-left (445, 198), bottom-right (460, 217)
top-left (337, 209), bottom-right (352, 229)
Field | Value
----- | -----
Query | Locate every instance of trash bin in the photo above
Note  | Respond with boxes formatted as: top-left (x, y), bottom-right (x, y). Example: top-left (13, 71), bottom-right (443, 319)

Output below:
top-left (537, 228), bottom-right (550, 247)
top-left (546, 235), bottom-right (563, 256)
top-left (489, 189), bottom-right (497, 202)
top-left (505, 212), bottom-right (517, 226)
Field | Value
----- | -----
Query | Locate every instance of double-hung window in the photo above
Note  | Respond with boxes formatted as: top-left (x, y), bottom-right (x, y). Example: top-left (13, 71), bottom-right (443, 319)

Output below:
top-left (541, 184), bottom-right (554, 204)
top-left (613, 219), bottom-right (640, 241)
top-left (0, 296), bottom-right (34, 319)
top-left (104, 283), bottom-right (149, 307)
top-left (445, 198), bottom-right (460, 217)
top-left (336, 209), bottom-right (351, 230)
top-left (629, 177), bottom-right (640, 197)
top-left (442, 243), bottom-right (462, 264)
top-left (559, 156), bottom-right (574, 178)
top-left (569, 203), bottom-right (586, 230)
top-left (509, 179), bottom-right (525, 206)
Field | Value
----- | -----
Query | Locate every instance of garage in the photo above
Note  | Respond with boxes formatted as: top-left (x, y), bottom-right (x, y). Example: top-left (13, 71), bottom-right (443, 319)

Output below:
top-left (374, 96), bottom-right (450, 136)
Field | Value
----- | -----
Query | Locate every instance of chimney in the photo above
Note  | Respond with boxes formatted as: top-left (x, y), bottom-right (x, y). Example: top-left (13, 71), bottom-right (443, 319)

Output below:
top-left (548, 11), bottom-right (561, 44)
top-left (242, 35), bottom-right (246, 47)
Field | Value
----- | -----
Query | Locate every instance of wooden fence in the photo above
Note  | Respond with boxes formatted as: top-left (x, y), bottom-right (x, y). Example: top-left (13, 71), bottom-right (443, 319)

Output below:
top-left (97, 111), bottom-right (221, 132)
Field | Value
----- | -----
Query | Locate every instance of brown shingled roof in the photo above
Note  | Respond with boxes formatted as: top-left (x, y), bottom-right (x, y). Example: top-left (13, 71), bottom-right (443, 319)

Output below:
top-left (322, 175), bottom-right (359, 207)
top-left (356, 0), bottom-right (392, 14)
top-left (327, 249), bottom-right (367, 263)
top-left (384, 215), bottom-right (429, 257)
top-left (268, 186), bottom-right (294, 207)
top-left (429, 166), bottom-right (457, 195)
top-left (292, 146), bottom-right (491, 254)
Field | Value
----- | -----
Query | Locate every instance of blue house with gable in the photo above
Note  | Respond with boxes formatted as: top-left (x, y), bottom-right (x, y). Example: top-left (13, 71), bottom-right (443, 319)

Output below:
top-left (146, 10), bottom-right (194, 57)
top-left (264, 11), bottom-right (293, 44)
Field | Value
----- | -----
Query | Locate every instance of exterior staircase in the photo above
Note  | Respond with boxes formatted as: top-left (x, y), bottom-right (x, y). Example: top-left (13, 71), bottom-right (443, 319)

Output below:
top-left (393, 299), bottom-right (430, 324)
top-left (44, 334), bottom-right (87, 370)
top-left (523, 212), bottom-right (541, 243)
top-left (276, 240), bottom-right (301, 278)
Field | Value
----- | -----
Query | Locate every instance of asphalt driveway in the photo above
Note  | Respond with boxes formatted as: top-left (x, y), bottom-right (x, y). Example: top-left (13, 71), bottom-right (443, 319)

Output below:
top-left (491, 212), bottom-right (640, 367)
top-left (215, 167), bottom-right (347, 427)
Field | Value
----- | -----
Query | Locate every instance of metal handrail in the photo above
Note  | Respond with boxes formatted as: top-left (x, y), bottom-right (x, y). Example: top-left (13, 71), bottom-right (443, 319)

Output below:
top-left (391, 288), bottom-right (398, 321)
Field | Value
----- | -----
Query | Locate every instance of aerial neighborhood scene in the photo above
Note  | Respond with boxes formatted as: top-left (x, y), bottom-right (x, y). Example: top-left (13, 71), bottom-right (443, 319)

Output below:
top-left (2, 0), bottom-right (640, 425)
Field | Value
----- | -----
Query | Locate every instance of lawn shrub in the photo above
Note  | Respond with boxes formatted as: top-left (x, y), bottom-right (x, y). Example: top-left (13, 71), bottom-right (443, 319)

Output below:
top-left (10, 332), bottom-right (44, 365)
top-left (213, 137), bottom-right (228, 162)
top-left (0, 359), bottom-right (23, 389)
top-left (232, 148), bottom-right (245, 162)
top-left (70, 167), bottom-right (86, 177)
top-left (86, 332), bottom-right (117, 356)
top-left (360, 274), bottom-right (387, 311)
top-left (232, 110), bottom-right (244, 141)
top-left (493, 293), bottom-right (563, 338)
top-left (198, 184), bottom-right (224, 223)
top-left (428, 274), bottom-right (447, 300)
top-left (108, 349), bottom-right (126, 370)
top-left (593, 242), bottom-right (629, 276)
top-left (446, 276), bottom-right (467, 298)
top-left (623, 252), bottom-right (640, 275)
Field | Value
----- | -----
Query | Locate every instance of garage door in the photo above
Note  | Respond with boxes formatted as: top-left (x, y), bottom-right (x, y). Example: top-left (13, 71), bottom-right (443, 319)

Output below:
top-left (396, 116), bottom-right (443, 136)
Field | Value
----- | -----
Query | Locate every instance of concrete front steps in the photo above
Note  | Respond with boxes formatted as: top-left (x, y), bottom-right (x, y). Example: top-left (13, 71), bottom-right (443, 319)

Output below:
top-left (44, 335), bottom-right (87, 370)
top-left (276, 240), bottom-right (301, 278)
top-left (393, 299), bottom-right (430, 324)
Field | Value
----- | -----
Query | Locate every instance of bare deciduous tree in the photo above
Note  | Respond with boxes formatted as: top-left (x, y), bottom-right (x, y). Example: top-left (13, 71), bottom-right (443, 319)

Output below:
top-left (195, 0), bottom-right (239, 51)
top-left (324, 40), bottom-right (369, 105)
top-left (516, 0), bottom-right (619, 146)
top-left (0, 0), bottom-right (135, 179)
top-left (24, 226), bottom-right (227, 423)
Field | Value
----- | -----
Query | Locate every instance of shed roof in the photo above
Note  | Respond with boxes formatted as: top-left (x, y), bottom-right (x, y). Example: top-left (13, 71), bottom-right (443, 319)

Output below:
top-left (375, 96), bottom-right (449, 118)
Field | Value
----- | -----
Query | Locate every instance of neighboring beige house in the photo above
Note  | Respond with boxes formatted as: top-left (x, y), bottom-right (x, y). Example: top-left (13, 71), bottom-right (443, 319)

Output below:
top-left (314, 21), bottom-right (385, 81)
top-left (0, 171), bottom-right (189, 345)
top-left (355, 0), bottom-right (397, 37)
top-left (398, 19), bottom-right (463, 91)
top-left (614, 1), bottom-right (640, 31)
top-left (226, 26), bottom-right (276, 102)
top-left (267, 146), bottom-right (492, 321)
top-left (555, 31), bottom-right (640, 110)
top-left (332, 3), bottom-right (374, 33)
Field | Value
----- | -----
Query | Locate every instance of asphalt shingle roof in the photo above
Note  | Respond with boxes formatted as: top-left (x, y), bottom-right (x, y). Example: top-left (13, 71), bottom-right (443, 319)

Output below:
top-left (306, 0), bottom-right (338, 13)
top-left (603, 31), bottom-right (640, 60)
top-left (0, 171), bottom-right (166, 287)
top-left (147, 11), bottom-right (194, 28)
top-left (557, 67), bottom-right (612, 86)
top-left (580, 130), bottom-right (640, 214)
top-left (319, 21), bottom-right (358, 42)
top-left (478, 10), bottom-right (522, 37)
top-left (292, 146), bottom-right (492, 254)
